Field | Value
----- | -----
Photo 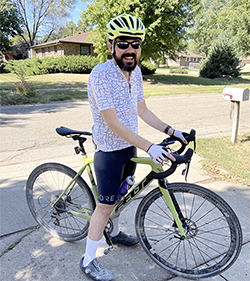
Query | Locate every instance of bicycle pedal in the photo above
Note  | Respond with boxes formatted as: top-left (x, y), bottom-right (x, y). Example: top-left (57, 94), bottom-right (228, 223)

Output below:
top-left (104, 245), bottom-right (113, 255)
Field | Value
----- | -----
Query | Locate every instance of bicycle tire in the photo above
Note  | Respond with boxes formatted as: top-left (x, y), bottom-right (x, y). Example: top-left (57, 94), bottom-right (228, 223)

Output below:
top-left (135, 182), bottom-right (242, 279)
top-left (26, 162), bottom-right (96, 242)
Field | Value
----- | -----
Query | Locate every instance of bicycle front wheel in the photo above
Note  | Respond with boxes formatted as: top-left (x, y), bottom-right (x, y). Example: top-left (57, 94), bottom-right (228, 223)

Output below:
top-left (26, 162), bottom-right (95, 242)
top-left (135, 182), bottom-right (242, 279)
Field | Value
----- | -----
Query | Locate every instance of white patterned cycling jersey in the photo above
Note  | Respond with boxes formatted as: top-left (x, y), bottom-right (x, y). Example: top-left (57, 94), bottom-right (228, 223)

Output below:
top-left (88, 59), bottom-right (145, 152)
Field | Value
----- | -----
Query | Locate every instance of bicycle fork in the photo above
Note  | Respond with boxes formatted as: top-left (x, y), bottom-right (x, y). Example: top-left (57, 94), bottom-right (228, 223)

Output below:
top-left (158, 179), bottom-right (186, 239)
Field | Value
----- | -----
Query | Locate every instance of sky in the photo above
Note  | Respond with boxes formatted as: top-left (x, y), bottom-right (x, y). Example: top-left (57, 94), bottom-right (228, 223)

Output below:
top-left (67, 0), bottom-right (87, 23)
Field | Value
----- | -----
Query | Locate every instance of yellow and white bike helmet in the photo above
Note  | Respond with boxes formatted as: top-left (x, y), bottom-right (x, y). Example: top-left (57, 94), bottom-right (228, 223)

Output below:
top-left (107, 14), bottom-right (145, 41)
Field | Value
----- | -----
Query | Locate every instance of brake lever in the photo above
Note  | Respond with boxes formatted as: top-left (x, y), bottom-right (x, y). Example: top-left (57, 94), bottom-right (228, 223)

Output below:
top-left (182, 161), bottom-right (191, 181)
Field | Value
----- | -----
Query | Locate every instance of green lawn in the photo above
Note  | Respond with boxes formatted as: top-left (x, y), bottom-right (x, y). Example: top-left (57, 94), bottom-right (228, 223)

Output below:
top-left (1, 71), bottom-right (249, 105)
top-left (197, 133), bottom-right (250, 186)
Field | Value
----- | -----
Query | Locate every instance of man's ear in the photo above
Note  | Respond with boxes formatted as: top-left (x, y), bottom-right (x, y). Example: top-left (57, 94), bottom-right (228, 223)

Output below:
top-left (107, 41), bottom-right (113, 53)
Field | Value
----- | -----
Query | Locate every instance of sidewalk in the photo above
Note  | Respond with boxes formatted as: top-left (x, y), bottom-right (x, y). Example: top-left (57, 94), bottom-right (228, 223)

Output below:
top-left (0, 95), bottom-right (249, 281)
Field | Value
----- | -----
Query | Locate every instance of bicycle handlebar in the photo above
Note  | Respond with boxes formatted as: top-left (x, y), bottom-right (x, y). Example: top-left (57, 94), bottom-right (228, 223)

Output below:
top-left (56, 126), bottom-right (196, 180)
top-left (153, 148), bottom-right (193, 179)
top-left (159, 129), bottom-right (196, 155)
top-left (153, 129), bottom-right (196, 179)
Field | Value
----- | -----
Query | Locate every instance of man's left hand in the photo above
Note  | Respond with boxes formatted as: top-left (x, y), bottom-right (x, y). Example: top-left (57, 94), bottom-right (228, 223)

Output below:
top-left (173, 130), bottom-right (188, 144)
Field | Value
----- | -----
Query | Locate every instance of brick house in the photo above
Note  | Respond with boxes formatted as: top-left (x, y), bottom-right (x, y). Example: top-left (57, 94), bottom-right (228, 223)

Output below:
top-left (31, 32), bottom-right (95, 58)
top-left (241, 56), bottom-right (250, 71)
top-left (2, 42), bottom-right (29, 62)
top-left (166, 51), bottom-right (204, 69)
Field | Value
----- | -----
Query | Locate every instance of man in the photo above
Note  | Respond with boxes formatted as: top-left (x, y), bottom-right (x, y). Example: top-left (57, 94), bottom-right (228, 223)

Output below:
top-left (80, 14), bottom-right (187, 281)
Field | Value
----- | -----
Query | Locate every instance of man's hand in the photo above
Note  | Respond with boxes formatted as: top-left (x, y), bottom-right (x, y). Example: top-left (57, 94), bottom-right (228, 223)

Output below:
top-left (147, 144), bottom-right (175, 164)
top-left (173, 130), bottom-right (188, 144)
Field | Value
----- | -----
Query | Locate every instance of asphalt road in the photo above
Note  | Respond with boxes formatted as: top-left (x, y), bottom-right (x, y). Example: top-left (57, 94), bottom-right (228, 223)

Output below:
top-left (0, 93), bottom-right (249, 281)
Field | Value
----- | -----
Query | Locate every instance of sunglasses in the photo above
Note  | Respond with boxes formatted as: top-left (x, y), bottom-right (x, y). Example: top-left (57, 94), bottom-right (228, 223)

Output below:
top-left (115, 40), bottom-right (141, 50)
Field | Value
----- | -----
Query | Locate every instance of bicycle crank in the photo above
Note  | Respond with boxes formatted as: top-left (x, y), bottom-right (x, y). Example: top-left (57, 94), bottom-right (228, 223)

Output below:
top-left (103, 222), bottom-right (114, 255)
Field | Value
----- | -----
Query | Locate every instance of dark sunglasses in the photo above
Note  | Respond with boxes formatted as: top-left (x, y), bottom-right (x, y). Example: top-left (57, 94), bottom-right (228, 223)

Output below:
top-left (115, 40), bottom-right (141, 50)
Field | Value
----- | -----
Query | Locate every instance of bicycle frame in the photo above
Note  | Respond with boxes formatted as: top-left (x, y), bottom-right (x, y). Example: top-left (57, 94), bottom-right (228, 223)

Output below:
top-left (52, 152), bottom-right (186, 238)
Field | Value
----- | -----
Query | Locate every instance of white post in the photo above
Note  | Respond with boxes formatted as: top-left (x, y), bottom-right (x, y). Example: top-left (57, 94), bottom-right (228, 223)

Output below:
top-left (231, 101), bottom-right (240, 143)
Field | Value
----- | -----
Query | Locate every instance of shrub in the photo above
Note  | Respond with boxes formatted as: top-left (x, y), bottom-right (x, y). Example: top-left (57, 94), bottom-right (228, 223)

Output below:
top-left (0, 59), bottom-right (8, 73)
top-left (199, 44), bottom-right (242, 79)
top-left (13, 81), bottom-right (36, 97)
top-left (141, 61), bottom-right (157, 75)
top-left (4, 55), bottom-right (100, 76)
top-left (169, 68), bottom-right (189, 74)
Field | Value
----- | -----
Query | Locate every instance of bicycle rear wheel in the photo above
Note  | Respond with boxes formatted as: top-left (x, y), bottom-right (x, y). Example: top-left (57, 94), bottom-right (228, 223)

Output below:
top-left (26, 162), bottom-right (95, 242)
top-left (135, 182), bottom-right (242, 279)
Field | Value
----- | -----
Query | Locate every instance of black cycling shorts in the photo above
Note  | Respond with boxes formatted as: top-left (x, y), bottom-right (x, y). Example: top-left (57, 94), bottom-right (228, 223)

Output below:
top-left (94, 146), bottom-right (137, 205)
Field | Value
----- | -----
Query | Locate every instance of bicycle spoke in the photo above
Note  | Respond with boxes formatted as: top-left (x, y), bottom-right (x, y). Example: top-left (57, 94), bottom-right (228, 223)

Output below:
top-left (135, 183), bottom-right (242, 279)
top-left (26, 163), bottom-right (95, 241)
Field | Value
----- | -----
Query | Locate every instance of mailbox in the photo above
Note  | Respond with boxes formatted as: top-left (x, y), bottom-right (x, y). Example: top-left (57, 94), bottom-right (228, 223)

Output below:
top-left (222, 87), bottom-right (249, 101)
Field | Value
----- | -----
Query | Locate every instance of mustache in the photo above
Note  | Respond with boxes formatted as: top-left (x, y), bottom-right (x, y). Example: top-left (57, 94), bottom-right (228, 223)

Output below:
top-left (122, 53), bottom-right (136, 59)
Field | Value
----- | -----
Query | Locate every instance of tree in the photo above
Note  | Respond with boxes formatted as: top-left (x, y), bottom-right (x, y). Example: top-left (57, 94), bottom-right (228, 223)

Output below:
top-left (0, 0), bottom-right (23, 53)
top-left (42, 20), bottom-right (87, 42)
top-left (200, 41), bottom-right (242, 79)
top-left (13, 0), bottom-right (76, 49)
top-left (189, 0), bottom-right (250, 57)
top-left (80, 0), bottom-right (199, 62)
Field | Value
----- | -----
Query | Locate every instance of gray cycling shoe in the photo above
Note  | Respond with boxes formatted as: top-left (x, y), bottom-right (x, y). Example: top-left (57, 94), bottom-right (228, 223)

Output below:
top-left (80, 257), bottom-right (114, 281)
top-left (111, 231), bottom-right (139, 246)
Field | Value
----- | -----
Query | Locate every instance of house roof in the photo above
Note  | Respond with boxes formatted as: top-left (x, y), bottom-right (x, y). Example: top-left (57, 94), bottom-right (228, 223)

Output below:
top-left (31, 32), bottom-right (93, 49)
top-left (179, 50), bottom-right (204, 58)
top-left (241, 56), bottom-right (250, 63)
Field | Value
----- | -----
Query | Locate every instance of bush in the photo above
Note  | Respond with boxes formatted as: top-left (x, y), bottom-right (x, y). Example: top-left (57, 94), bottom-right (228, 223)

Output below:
top-left (13, 81), bottom-right (36, 97)
top-left (199, 44), bottom-right (242, 79)
top-left (57, 55), bottom-right (99, 73)
top-left (169, 68), bottom-right (189, 74)
top-left (141, 61), bottom-right (157, 75)
top-left (0, 59), bottom-right (8, 73)
top-left (4, 55), bottom-right (100, 76)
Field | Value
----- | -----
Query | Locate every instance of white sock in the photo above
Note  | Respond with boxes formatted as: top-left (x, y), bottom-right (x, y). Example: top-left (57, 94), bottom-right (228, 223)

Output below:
top-left (110, 217), bottom-right (120, 237)
top-left (83, 237), bottom-right (101, 267)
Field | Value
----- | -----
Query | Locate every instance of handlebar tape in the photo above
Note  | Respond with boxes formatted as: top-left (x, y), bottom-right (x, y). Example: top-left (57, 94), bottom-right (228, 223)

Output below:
top-left (153, 148), bottom-right (194, 179)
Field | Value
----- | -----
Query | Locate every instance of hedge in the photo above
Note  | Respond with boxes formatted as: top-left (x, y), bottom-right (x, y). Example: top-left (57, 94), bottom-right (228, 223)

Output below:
top-left (141, 61), bottom-right (157, 75)
top-left (4, 55), bottom-right (157, 76)
top-left (4, 55), bottom-right (100, 76)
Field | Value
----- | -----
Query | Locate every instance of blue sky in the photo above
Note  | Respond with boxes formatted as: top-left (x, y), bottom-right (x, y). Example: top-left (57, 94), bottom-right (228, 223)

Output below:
top-left (67, 0), bottom-right (87, 23)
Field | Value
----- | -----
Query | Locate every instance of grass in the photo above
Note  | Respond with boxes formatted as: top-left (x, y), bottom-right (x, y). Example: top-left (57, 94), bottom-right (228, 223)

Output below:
top-left (1, 71), bottom-right (249, 105)
top-left (143, 71), bottom-right (250, 96)
top-left (0, 73), bottom-right (89, 90)
top-left (0, 73), bottom-right (89, 105)
top-left (197, 133), bottom-right (250, 186)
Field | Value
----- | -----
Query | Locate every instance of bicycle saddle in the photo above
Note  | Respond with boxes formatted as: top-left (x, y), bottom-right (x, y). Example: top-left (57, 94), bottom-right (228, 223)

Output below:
top-left (56, 126), bottom-right (92, 136)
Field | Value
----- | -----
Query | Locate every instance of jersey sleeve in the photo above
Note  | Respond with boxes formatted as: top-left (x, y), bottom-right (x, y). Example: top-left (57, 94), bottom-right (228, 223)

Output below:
top-left (135, 66), bottom-right (145, 104)
top-left (88, 68), bottom-right (115, 111)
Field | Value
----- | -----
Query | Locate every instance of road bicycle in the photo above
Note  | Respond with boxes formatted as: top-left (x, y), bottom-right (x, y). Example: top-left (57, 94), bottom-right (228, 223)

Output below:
top-left (26, 127), bottom-right (242, 279)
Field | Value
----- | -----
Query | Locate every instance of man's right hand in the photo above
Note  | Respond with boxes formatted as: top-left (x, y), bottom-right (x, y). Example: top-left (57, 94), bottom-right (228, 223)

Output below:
top-left (147, 144), bottom-right (175, 164)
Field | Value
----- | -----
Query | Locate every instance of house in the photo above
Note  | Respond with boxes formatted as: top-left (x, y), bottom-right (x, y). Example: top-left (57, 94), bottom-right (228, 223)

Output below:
top-left (31, 32), bottom-right (95, 58)
top-left (166, 51), bottom-right (204, 69)
top-left (2, 42), bottom-right (29, 62)
top-left (241, 56), bottom-right (250, 72)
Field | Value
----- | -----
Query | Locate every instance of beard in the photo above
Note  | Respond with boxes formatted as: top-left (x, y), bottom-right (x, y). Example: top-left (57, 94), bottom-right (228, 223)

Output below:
top-left (113, 52), bottom-right (138, 72)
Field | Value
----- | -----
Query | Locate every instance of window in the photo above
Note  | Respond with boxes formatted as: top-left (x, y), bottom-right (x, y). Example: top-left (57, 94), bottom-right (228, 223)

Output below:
top-left (42, 48), bottom-right (45, 57)
top-left (186, 57), bottom-right (190, 62)
top-left (54, 46), bottom-right (57, 55)
top-left (80, 45), bottom-right (90, 55)
top-left (193, 58), bottom-right (197, 62)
